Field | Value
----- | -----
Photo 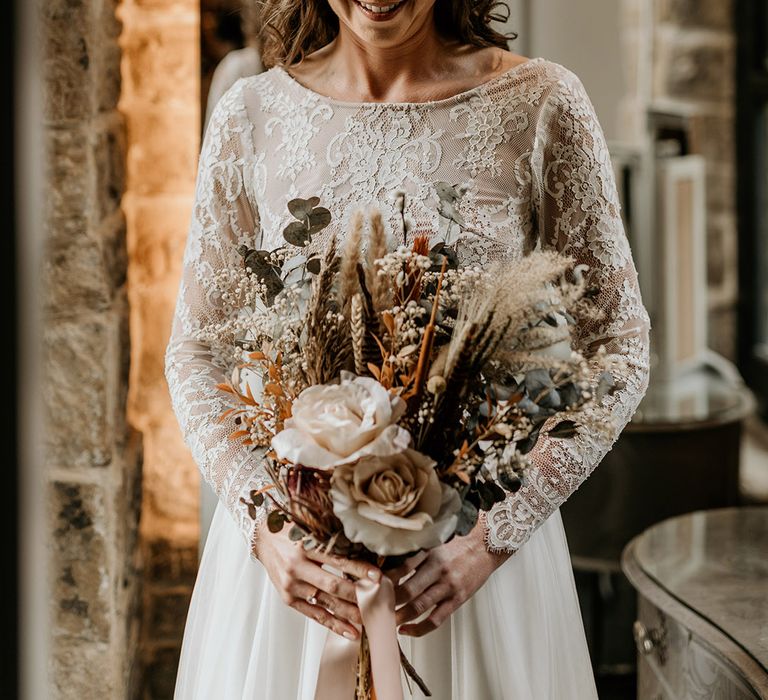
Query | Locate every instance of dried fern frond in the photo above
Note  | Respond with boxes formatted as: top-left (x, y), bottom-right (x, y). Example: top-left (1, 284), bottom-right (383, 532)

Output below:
top-left (367, 209), bottom-right (390, 313)
top-left (304, 238), bottom-right (350, 384)
top-left (351, 293), bottom-right (366, 375)
top-left (339, 210), bottom-right (363, 314)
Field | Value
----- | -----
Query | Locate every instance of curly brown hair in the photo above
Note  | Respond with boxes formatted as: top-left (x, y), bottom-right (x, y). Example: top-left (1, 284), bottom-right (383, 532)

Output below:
top-left (256, 1), bottom-right (515, 68)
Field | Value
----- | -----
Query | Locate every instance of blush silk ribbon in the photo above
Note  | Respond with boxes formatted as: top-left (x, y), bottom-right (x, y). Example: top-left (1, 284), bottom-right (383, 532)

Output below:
top-left (314, 576), bottom-right (403, 700)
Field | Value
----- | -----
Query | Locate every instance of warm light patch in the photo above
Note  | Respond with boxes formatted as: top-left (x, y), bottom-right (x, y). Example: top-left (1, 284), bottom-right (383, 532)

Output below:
top-left (118, 0), bottom-right (200, 545)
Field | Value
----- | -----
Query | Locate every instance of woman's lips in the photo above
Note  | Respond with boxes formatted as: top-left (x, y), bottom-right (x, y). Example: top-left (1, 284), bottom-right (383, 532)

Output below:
top-left (353, 0), bottom-right (406, 21)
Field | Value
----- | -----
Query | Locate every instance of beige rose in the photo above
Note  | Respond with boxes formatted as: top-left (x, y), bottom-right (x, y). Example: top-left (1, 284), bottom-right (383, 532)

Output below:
top-left (331, 449), bottom-right (461, 556)
top-left (271, 372), bottom-right (409, 469)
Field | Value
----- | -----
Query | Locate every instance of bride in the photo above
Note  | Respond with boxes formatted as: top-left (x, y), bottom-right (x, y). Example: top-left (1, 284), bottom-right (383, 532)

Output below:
top-left (165, 0), bottom-right (650, 697)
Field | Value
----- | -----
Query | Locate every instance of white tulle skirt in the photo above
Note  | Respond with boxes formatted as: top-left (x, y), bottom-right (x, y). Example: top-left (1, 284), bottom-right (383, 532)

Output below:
top-left (174, 502), bottom-right (598, 699)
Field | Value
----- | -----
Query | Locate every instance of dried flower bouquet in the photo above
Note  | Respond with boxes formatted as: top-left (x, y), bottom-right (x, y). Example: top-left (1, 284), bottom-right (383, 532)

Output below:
top-left (211, 189), bottom-right (624, 698)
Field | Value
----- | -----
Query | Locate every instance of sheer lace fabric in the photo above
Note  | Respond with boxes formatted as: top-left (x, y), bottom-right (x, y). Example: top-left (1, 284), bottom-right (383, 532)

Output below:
top-left (165, 57), bottom-right (650, 557)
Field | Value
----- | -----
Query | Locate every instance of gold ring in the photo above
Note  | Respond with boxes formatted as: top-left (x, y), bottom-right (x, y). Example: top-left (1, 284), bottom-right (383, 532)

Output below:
top-left (306, 588), bottom-right (319, 606)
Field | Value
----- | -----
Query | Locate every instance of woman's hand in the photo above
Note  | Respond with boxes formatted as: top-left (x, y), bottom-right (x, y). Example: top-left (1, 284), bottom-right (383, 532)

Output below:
top-left (386, 521), bottom-right (512, 637)
top-left (254, 521), bottom-right (382, 640)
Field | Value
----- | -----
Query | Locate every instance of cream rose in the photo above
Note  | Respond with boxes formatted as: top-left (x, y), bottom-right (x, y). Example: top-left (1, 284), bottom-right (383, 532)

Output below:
top-left (331, 449), bottom-right (461, 556)
top-left (271, 372), bottom-right (409, 469)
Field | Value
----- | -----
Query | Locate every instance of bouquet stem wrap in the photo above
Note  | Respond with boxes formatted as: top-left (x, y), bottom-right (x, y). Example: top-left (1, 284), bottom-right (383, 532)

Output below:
top-left (315, 576), bottom-right (403, 700)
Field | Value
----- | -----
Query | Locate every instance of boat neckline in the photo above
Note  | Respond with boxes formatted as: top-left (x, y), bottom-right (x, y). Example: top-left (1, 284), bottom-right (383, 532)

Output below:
top-left (272, 57), bottom-right (544, 109)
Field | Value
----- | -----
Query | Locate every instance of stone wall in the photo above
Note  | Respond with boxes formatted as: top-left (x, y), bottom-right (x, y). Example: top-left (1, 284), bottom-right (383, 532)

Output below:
top-left (118, 1), bottom-right (201, 696)
top-left (42, 0), bottom-right (143, 696)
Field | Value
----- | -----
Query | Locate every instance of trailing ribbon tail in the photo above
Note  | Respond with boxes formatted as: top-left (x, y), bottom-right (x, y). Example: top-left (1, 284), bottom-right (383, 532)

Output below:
top-left (314, 577), bottom-right (404, 700)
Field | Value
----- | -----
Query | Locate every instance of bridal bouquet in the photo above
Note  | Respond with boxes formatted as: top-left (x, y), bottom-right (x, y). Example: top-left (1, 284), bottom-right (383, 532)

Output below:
top-left (212, 189), bottom-right (623, 699)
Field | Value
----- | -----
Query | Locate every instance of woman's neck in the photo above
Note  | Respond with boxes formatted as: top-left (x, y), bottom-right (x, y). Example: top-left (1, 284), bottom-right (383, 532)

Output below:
top-left (300, 16), bottom-right (472, 103)
top-left (332, 20), bottom-right (446, 93)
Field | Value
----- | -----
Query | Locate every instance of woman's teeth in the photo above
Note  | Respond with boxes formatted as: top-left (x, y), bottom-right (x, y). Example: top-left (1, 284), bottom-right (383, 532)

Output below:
top-left (358, 2), bottom-right (402, 13)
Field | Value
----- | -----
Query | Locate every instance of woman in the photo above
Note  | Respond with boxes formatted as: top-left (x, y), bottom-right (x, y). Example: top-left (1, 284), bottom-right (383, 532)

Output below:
top-left (166, 1), bottom-right (650, 697)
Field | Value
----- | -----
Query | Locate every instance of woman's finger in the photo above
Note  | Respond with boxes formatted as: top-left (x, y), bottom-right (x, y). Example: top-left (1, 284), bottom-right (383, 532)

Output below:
top-left (305, 548), bottom-right (382, 583)
top-left (399, 598), bottom-right (456, 637)
top-left (297, 559), bottom-right (360, 604)
top-left (384, 551), bottom-right (428, 584)
top-left (293, 581), bottom-right (362, 626)
top-left (290, 599), bottom-right (359, 640)
top-left (394, 556), bottom-right (443, 606)
top-left (396, 582), bottom-right (451, 625)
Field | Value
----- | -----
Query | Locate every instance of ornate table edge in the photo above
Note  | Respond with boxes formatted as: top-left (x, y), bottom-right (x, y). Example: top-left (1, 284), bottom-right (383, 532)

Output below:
top-left (621, 537), bottom-right (768, 698)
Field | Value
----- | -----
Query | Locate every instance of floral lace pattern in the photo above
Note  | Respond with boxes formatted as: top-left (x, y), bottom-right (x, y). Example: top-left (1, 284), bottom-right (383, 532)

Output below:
top-left (165, 58), bottom-right (650, 557)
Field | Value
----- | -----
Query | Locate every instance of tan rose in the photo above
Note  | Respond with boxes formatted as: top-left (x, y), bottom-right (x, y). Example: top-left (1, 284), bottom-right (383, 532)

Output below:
top-left (331, 449), bottom-right (461, 556)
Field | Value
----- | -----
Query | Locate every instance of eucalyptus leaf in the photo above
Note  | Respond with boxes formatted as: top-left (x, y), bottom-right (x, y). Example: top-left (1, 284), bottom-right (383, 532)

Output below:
top-left (287, 197), bottom-right (317, 220)
top-left (267, 510), bottom-right (286, 534)
top-left (455, 499), bottom-right (479, 536)
top-left (283, 266), bottom-right (307, 287)
top-left (289, 525), bottom-right (306, 542)
top-left (438, 200), bottom-right (467, 227)
top-left (517, 423), bottom-right (543, 455)
top-left (537, 388), bottom-right (562, 410)
top-left (306, 257), bottom-right (322, 274)
top-left (559, 382), bottom-right (580, 408)
top-left (548, 420), bottom-right (579, 439)
top-left (282, 254), bottom-right (308, 276)
top-left (523, 368), bottom-right (554, 395)
top-left (428, 242), bottom-right (458, 271)
top-left (476, 481), bottom-right (498, 511)
top-left (307, 207), bottom-right (332, 233)
top-left (283, 220), bottom-right (312, 247)
top-left (499, 471), bottom-right (522, 493)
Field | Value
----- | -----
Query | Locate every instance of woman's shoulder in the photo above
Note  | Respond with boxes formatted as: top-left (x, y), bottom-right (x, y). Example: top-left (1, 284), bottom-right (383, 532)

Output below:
top-left (490, 53), bottom-right (596, 120)
top-left (490, 50), bottom-right (587, 96)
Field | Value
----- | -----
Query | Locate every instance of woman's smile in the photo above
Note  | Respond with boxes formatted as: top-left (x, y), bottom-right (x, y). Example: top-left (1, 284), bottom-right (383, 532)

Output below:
top-left (352, 0), bottom-right (408, 21)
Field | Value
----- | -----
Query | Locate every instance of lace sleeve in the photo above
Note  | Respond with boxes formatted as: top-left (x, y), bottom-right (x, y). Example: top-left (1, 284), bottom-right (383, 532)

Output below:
top-left (483, 69), bottom-right (651, 553)
top-left (165, 80), bottom-right (268, 559)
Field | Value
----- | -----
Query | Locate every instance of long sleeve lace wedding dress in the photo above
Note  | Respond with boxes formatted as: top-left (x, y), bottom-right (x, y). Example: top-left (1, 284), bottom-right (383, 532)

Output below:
top-left (166, 57), bottom-right (650, 699)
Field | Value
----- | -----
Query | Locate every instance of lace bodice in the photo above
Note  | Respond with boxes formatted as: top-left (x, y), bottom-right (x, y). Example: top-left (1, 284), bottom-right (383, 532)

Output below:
top-left (165, 58), bottom-right (651, 557)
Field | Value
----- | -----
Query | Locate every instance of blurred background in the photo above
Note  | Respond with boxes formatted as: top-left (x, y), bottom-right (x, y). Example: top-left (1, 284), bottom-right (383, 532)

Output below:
top-left (11, 0), bottom-right (768, 698)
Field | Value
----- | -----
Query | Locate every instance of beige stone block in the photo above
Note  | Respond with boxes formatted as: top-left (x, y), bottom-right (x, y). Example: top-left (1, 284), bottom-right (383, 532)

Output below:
top-left (122, 20), bottom-right (198, 106)
top-left (50, 481), bottom-right (111, 643)
top-left (125, 106), bottom-right (198, 195)
top-left (42, 0), bottom-right (93, 122)
top-left (44, 216), bottom-right (112, 315)
top-left (654, 35), bottom-right (734, 102)
top-left (46, 127), bottom-right (91, 222)
top-left (658, 0), bottom-right (734, 30)
top-left (50, 635), bottom-right (115, 699)
top-left (45, 312), bottom-right (116, 469)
